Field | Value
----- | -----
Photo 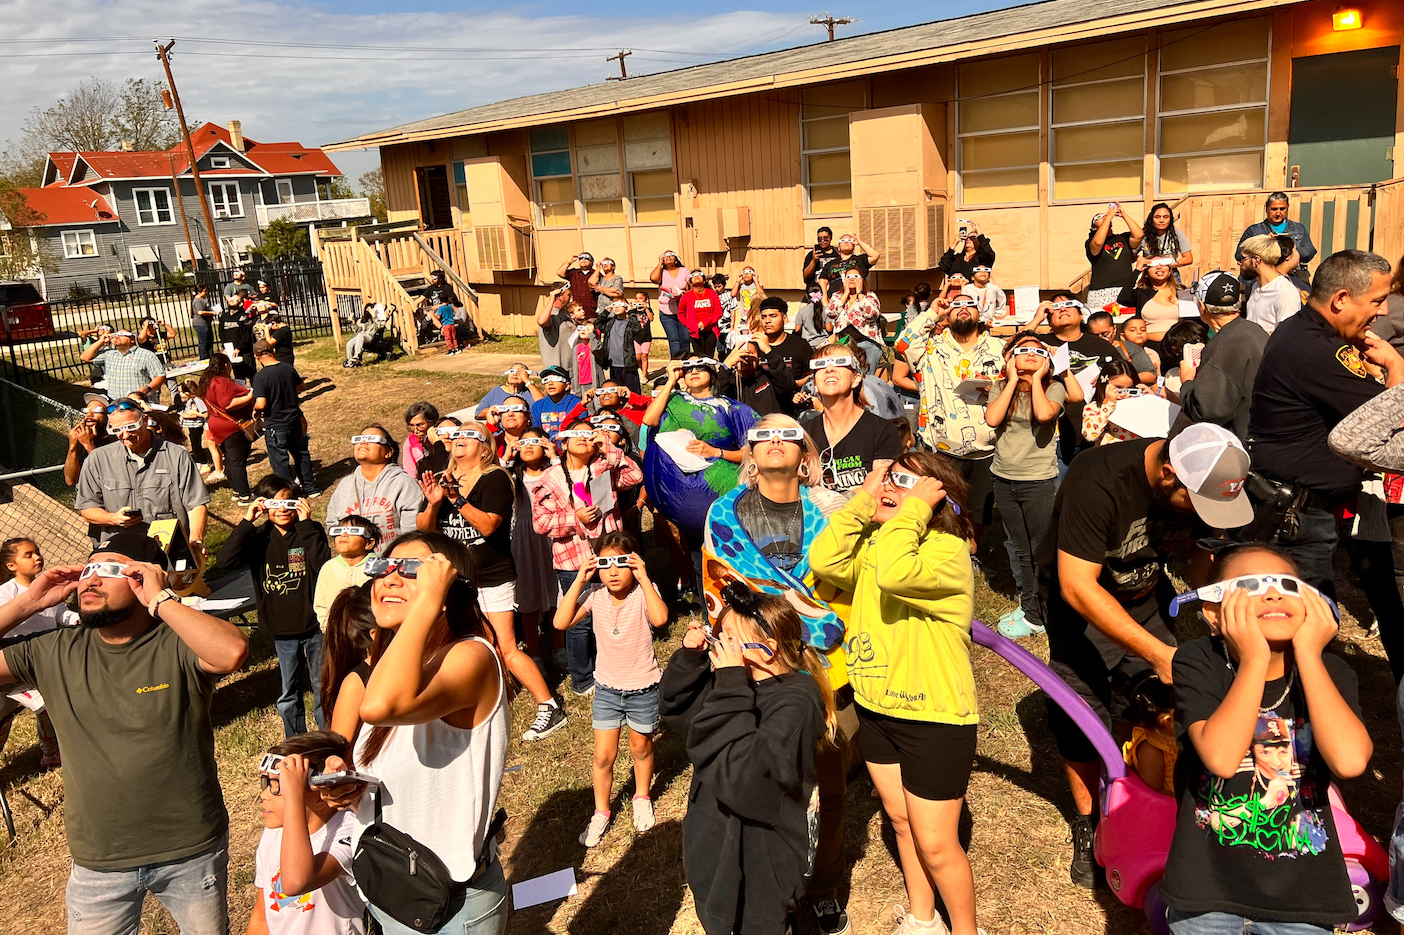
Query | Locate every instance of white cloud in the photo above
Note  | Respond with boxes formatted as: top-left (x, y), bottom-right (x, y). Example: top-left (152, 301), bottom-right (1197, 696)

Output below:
top-left (0, 0), bottom-right (804, 179)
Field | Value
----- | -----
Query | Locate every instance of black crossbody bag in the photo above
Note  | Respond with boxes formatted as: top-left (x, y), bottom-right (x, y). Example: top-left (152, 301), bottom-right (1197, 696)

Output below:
top-left (353, 788), bottom-right (507, 932)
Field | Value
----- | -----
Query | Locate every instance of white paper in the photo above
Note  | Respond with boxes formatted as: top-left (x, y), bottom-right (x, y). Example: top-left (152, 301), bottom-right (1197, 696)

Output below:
top-left (512, 867), bottom-right (578, 909)
top-left (1011, 286), bottom-right (1039, 325)
top-left (954, 378), bottom-right (992, 404)
top-left (1109, 394), bottom-right (1181, 439)
top-left (5, 689), bottom-right (44, 712)
top-left (588, 471), bottom-right (615, 514)
top-left (1176, 290), bottom-right (1200, 318)
top-left (1074, 364), bottom-right (1101, 401)
top-left (197, 598), bottom-right (251, 612)
top-left (1051, 343), bottom-right (1070, 375)
top-left (1182, 343), bottom-right (1204, 368)
top-left (653, 430), bottom-right (713, 474)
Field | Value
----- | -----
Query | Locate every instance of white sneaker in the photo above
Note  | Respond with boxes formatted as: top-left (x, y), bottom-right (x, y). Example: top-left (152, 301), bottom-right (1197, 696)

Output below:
top-left (205, 471), bottom-right (226, 484)
top-left (891, 908), bottom-right (950, 935)
top-left (579, 810), bottom-right (610, 847)
top-left (632, 796), bottom-right (655, 832)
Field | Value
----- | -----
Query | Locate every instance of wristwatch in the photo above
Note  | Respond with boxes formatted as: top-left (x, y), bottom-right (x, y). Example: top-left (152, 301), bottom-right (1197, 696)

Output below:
top-left (149, 588), bottom-right (180, 619)
top-left (450, 495), bottom-right (470, 512)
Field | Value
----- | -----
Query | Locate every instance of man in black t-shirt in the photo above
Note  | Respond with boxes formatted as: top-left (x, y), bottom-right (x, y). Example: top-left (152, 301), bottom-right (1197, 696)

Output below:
top-left (1036, 423), bottom-right (1252, 889)
top-left (1085, 205), bottom-right (1144, 312)
top-left (801, 227), bottom-right (838, 297)
top-left (252, 341), bottom-right (321, 497)
top-left (817, 233), bottom-right (879, 300)
top-left (753, 296), bottom-right (811, 416)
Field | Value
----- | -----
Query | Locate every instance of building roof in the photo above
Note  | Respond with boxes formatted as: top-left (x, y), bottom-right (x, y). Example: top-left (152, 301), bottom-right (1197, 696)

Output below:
top-left (327, 0), bottom-right (1283, 151)
top-left (14, 187), bottom-right (118, 226)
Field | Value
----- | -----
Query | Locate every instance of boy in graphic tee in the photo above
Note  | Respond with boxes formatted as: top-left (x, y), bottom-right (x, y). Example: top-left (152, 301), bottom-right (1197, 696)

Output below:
top-left (1160, 544), bottom-right (1370, 933)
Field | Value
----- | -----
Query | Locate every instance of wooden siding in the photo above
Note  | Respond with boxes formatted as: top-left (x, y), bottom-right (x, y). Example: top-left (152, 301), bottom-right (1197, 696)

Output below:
top-left (381, 145), bottom-right (420, 224)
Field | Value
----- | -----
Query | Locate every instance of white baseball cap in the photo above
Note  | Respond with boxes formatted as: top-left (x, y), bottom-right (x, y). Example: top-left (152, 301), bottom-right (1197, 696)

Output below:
top-left (1168, 423), bottom-right (1252, 528)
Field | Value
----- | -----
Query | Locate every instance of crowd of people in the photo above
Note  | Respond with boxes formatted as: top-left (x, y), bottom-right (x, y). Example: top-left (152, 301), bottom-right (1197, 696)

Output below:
top-left (4, 193), bottom-right (1404, 935)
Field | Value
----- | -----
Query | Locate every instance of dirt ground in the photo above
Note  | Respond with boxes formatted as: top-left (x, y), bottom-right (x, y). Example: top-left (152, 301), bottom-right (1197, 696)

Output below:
top-left (1, 334), bottom-right (1401, 935)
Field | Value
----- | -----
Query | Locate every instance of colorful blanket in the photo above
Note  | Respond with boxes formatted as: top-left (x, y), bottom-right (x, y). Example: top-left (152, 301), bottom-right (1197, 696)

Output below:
top-left (641, 392), bottom-right (758, 538)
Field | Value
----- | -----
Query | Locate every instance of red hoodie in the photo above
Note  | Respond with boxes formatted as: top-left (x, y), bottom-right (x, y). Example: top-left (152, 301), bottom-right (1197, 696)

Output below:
top-left (679, 288), bottom-right (723, 338)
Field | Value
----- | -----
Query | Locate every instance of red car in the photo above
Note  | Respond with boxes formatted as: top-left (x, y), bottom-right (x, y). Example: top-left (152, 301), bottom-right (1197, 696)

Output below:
top-left (0, 281), bottom-right (56, 342)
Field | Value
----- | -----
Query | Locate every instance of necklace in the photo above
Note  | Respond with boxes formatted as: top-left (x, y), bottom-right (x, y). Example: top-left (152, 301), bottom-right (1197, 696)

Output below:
top-left (1225, 652), bottom-right (1296, 712)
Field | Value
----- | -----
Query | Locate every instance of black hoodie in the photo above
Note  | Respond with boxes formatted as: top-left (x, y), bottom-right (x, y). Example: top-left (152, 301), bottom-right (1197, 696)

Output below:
top-left (217, 518), bottom-right (330, 638)
top-left (659, 646), bottom-right (825, 935)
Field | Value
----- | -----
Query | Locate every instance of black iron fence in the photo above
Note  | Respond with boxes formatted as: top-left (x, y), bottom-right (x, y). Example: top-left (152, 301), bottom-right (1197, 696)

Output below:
top-left (1, 261), bottom-right (332, 386)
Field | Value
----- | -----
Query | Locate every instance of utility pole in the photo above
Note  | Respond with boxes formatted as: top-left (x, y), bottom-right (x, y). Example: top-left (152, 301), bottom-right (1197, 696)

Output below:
top-left (606, 49), bottom-right (633, 81)
top-left (809, 13), bottom-right (852, 41)
top-left (168, 152), bottom-right (199, 280)
top-left (155, 39), bottom-right (223, 267)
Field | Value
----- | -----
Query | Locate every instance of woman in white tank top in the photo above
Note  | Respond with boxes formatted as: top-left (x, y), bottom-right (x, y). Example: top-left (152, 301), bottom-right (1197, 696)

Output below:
top-left (341, 531), bottom-right (510, 935)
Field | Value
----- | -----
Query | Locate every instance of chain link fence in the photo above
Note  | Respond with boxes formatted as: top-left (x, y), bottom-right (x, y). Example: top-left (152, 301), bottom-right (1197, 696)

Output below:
top-left (0, 378), bottom-right (82, 502)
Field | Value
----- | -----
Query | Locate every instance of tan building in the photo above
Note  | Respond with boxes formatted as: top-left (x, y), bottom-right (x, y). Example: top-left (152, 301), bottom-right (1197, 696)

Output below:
top-left (325, 0), bottom-right (1404, 339)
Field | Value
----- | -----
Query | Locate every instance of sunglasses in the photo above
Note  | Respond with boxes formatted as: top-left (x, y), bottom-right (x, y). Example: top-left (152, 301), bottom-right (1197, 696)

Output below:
top-left (451, 429), bottom-right (487, 442)
top-left (810, 356), bottom-right (857, 371)
top-left (702, 623), bottom-right (776, 658)
top-left (264, 499), bottom-right (300, 510)
top-left (365, 557), bottom-right (425, 578)
top-left (949, 300), bottom-right (977, 310)
top-left (680, 362), bottom-right (716, 373)
top-left (497, 404), bottom-right (528, 414)
top-left (111, 422), bottom-right (145, 436)
top-left (596, 388), bottom-right (624, 397)
top-left (1170, 574), bottom-right (1340, 621)
top-left (1118, 387), bottom-right (1146, 398)
top-left (1148, 257), bottom-right (1177, 267)
top-left (106, 400), bottom-right (141, 414)
top-left (80, 561), bottom-right (128, 580)
top-left (592, 420), bottom-right (624, 433)
top-left (748, 427), bottom-right (804, 443)
top-left (501, 368), bottom-right (534, 378)
top-left (518, 437), bottom-right (548, 447)
top-left (351, 435), bottom-right (389, 445)
top-left (1051, 301), bottom-right (1077, 310)
top-left (595, 554), bottom-right (632, 569)
top-left (329, 526), bottom-right (370, 537)
top-left (257, 753), bottom-right (320, 794)
top-left (542, 375), bottom-right (569, 384)
top-left (972, 266), bottom-right (992, 273)
top-left (556, 429), bottom-right (597, 440)
top-left (1011, 346), bottom-right (1050, 359)
top-left (884, 471), bottom-right (964, 513)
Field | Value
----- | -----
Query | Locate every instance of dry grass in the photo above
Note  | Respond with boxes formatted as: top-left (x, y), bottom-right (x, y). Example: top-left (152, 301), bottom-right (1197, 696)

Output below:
top-left (2, 335), bottom-right (1400, 935)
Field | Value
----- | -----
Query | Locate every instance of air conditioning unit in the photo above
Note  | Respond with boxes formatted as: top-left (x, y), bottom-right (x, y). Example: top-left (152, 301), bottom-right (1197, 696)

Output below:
top-left (858, 206), bottom-right (919, 271)
top-left (474, 225), bottom-right (533, 271)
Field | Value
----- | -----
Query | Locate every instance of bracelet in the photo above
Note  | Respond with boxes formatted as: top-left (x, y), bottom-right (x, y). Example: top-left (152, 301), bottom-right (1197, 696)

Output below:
top-left (451, 495), bottom-right (470, 511)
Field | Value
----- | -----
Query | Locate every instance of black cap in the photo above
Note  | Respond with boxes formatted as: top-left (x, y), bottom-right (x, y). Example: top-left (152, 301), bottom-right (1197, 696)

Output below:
top-left (1195, 271), bottom-right (1242, 308)
top-left (92, 532), bottom-right (169, 569)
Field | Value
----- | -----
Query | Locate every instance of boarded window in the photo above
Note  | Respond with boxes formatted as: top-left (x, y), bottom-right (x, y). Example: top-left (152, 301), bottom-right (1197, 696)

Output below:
top-left (801, 81), bottom-right (865, 214)
top-left (625, 112), bottom-right (675, 224)
top-left (958, 54), bottom-right (1040, 205)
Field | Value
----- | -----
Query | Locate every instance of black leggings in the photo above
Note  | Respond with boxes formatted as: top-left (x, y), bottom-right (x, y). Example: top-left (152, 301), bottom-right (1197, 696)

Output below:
top-left (690, 331), bottom-right (717, 359)
top-left (220, 431), bottom-right (252, 497)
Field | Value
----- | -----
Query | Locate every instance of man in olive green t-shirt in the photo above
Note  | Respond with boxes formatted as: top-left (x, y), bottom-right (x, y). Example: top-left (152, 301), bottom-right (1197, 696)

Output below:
top-left (0, 532), bottom-right (248, 934)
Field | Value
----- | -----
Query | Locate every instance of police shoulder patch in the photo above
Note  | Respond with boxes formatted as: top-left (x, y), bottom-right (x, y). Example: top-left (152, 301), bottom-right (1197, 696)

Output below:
top-left (1337, 344), bottom-right (1368, 378)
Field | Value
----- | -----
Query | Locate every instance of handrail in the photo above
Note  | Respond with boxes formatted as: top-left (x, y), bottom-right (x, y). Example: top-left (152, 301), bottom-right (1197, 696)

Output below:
top-left (412, 230), bottom-right (480, 303)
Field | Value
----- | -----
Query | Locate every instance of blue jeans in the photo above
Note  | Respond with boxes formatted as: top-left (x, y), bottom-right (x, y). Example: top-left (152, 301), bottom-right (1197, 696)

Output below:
top-left (1166, 909), bottom-right (1330, 934)
top-left (274, 633), bottom-right (325, 737)
top-left (193, 320), bottom-right (213, 361)
top-left (263, 424), bottom-right (321, 496)
top-left (1277, 504), bottom-right (1338, 594)
top-left (65, 833), bottom-right (228, 935)
top-left (558, 569), bottom-right (595, 693)
top-left (856, 338), bottom-right (884, 376)
top-left (659, 313), bottom-right (689, 360)
top-left (369, 855), bottom-right (508, 935)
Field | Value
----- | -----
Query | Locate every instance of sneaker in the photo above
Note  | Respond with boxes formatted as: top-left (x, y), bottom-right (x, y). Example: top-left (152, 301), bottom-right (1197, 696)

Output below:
top-left (205, 471), bottom-right (226, 484)
top-left (1069, 814), bottom-right (1098, 889)
top-left (521, 701), bottom-right (567, 742)
top-left (578, 810), bottom-right (611, 847)
top-left (39, 752), bottom-right (61, 771)
top-left (632, 796), bottom-right (655, 832)
top-left (890, 907), bottom-right (949, 935)
top-left (342, 360), bottom-right (358, 369)
top-left (306, 490), bottom-right (323, 499)
top-left (997, 608), bottom-right (1035, 639)
top-left (234, 495), bottom-right (255, 506)
top-left (812, 899), bottom-right (850, 935)
top-left (570, 683), bottom-right (595, 698)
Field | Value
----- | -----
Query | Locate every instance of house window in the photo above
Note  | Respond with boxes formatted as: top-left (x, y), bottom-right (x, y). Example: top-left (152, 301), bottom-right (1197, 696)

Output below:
top-left (958, 53), bottom-right (1041, 206)
top-left (210, 156), bottom-right (230, 169)
top-left (133, 188), bottom-right (174, 225)
top-left (221, 236), bottom-right (256, 264)
top-left (129, 245), bottom-right (160, 281)
top-left (452, 161), bottom-right (471, 226)
top-left (62, 230), bottom-right (97, 258)
top-left (801, 81), bottom-right (865, 215)
top-left (530, 127), bottom-right (576, 227)
top-left (1157, 17), bottom-right (1270, 194)
top-left (1051, 37), bottom-right (1146, 200)
top-left (209, 182), bottom-right (244, 218)
top-left (624, 112), bottom-right (674, 224)
top-left (276, 179), bottom-right (295, 205)
top-left (576, 119), bottom-right (624, 226)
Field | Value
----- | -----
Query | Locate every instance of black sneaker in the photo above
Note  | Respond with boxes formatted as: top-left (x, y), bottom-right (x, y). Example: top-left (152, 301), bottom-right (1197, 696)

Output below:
top-left (1069, 815), bottom-right (1097, 889)
top-left (812, 898), bottom-right (850, 935)
top-left (521, 701), bottom-right (568, 742)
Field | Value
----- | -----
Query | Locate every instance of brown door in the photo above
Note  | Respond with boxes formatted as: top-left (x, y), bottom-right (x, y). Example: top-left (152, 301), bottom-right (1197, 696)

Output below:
top-left (415, 165), bottom-right (452, 229)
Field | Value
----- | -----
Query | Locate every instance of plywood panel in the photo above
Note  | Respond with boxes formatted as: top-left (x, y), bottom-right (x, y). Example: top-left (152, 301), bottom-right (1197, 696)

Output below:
top-left (381, 145), bottom-right (419, 224)
top-left (582, 228), bottom-right (631, 276)
top-left (536, 228), bottom-right (585, 280)
top-left (958, 207), bottom-right (1041, 286)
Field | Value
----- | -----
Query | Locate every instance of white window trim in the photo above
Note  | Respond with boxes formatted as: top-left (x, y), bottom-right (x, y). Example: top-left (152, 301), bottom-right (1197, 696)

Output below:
top-left (130, 247), bottom-right (159, 281)
top-left (529, 128), bottom-right (577, 228)
top-left (132, 187), bottom-right (175, 226)
top-left (209, 156), bottom-right (231, 169)
top-left (276, 179), bottom-right (295, 205)
top-left (799, 86), bottom-right (867, 217)
top-left (208, 181), bottom-right (244, 218)
top-left (955, 65), bottom-right (1043, 209)
top-left (62, 229), bottom-right (97, 259)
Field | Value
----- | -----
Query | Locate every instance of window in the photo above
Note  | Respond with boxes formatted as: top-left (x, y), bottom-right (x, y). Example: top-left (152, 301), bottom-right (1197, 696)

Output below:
top-left (573, 119), bottom-right (623, 225)
top-left (1051, 37), bottom-right (1146, 200)
top-left (452, 161), bottom-right (471, 226)
top-left (221, 236), bottom-right (256, 264)
top-left (133, 188), bottom-right (174, 225)
top-left (129, 245), bottom-right (160, 281)
top-left (275, 179), bottom-right (294, 205)
top-left (62, 230), bottom-right (97, 258)
top-left (624, 112), bottom-right (674, 223)
top-left (530, 127), bottom-right (575, 227)
top-left (1157, 17), bottom-right (1270, 194)
top-left (210, 156), bottom-right (230, 169)
top-left (801, 81), bottom-right (865, 214)
top-left (209, 182), bottom-right (243, 218)
top-left (958, 54), bottom-right (1041, 206)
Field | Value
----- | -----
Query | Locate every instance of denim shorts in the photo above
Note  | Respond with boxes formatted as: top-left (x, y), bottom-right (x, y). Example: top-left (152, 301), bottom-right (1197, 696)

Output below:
top-left (592, 681), bottom-right (660, 733)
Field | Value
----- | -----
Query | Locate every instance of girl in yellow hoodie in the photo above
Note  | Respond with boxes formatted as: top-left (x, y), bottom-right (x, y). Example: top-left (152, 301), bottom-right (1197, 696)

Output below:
top-left (810, 452), bottom-right (984, 935)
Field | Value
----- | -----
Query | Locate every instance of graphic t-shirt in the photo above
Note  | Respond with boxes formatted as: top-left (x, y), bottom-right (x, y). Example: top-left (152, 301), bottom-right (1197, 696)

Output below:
top-left (1160, 637), bottom-right (1360, 925)
top-left (1086, 232), bottom-right (1138, 292)
top-left (434, 470), bottom-right (516, 588)
top-left (735, 489), bottom-right (804, 573)
top-left (254, 810), bottom-right (364, 935)
top-left (801, 410), bottom-right (903, 491)
top-left (531, 393), bottom-right (584, 440)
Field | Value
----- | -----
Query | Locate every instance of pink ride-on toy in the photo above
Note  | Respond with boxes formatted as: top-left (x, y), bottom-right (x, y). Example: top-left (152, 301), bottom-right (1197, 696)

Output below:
top-left (970, 620), bottom-right (1389, 933)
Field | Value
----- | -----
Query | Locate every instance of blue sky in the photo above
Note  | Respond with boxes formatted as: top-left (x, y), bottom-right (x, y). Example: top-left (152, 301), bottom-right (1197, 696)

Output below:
top-left (2, 0), bottom-right (1016, 184)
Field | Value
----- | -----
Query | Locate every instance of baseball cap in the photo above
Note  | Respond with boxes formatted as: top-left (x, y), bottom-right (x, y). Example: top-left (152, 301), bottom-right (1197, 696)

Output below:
top-left (540, 365), bottom-right (571, 382)
top-left (1195, 271), bottom-right (1242, 308)
top-left (92, 531), bottom-right (169, 569)
top-left (82, 392), bottom-right (111, 408)
top-left (1168, 423), bottom-right (1252, 528)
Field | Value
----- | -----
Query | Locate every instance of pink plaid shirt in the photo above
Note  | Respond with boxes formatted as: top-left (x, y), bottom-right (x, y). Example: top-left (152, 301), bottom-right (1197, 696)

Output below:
top-left (529, 443), bottom-right (643, 570)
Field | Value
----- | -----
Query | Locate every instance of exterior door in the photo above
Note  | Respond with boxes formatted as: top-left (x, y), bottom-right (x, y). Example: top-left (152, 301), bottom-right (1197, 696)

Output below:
top-left (1288, 46), bottom-right (1399, 186)
top-left (415, 165), bottom-right (452, 229)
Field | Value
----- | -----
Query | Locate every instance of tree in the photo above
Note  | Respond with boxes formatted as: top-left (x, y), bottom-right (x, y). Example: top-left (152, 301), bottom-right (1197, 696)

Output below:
top-left (111, 78), bottom-right (187, 150)
top-left (0, 182), bottom-right (55, 281)
top-left (327, 177), bottom-right (357, 200)
top-left (358, 168), bottom-right (388, 223)
top-left (255, 217), bottom-right (310, 261)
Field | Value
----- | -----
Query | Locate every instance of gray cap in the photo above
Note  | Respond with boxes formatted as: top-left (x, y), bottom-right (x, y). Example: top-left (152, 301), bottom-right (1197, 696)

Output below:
top-left (1169, 423), bottom-right (1252, 528)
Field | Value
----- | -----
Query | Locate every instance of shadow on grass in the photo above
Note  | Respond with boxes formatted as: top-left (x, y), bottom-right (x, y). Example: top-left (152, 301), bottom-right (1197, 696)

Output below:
top-left (568, 819), bottom-right (685, 935)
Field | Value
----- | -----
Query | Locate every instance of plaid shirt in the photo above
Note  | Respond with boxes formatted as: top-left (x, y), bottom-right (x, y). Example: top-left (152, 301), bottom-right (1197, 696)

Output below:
top-left (96, 346), bottom-right (165, 400)
top-left (529, 444), bottom-right (643, 570)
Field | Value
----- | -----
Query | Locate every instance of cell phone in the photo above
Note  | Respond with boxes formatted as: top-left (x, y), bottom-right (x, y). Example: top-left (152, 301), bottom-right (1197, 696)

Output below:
top-left (310, 770), bottom-right (380, 787)
top-left (123, 507), bottom-right (143, 521)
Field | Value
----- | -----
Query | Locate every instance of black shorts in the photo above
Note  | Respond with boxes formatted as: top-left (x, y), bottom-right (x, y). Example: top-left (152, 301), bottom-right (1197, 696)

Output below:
top-left (936, 453), bottom-right (995, 528)
top-left (856, 705), bottom-right (978, 801)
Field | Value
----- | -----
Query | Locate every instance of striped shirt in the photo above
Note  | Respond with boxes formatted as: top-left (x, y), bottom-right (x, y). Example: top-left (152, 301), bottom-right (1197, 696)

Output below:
top-left (95, 347), bottom-right (165, 400)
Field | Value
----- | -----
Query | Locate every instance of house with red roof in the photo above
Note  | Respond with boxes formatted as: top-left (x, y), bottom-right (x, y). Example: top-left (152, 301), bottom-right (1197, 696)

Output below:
top-left (15, 121), bottom-right (369, 298)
